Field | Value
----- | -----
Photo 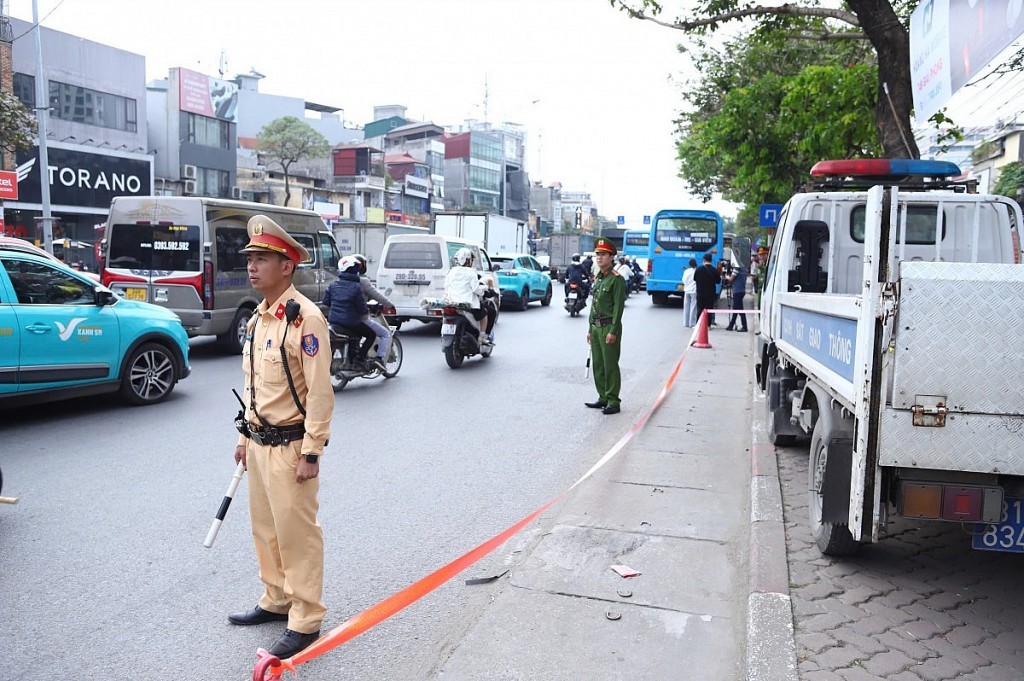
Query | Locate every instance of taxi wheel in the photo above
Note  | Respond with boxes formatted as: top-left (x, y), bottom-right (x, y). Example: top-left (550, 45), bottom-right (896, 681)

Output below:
top-left (120, 343), bottom-right (178, 405)
top-left (518, 287), bottom-right (529, 311)
top-left (541, 284), bottom-right (552, 306)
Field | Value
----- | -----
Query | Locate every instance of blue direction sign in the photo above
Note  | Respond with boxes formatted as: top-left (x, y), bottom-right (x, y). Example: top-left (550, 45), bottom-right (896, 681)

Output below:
top-left (616, 215), bottom-right (625, 225)
top-left (759, 203), bottom-right (784, 228)
top-left (643, 215), bottom-right (651, 225)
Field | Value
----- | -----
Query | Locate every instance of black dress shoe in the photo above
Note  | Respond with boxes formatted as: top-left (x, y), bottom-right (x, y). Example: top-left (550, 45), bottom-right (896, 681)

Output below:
top-left (585, 400), bottom-right (607, 409)
top-left (268, 628), bottom-right (320, 658)
top-left (602, 404), bottom-right (621, 415)
top-left (228, 606), bottom-right (290, 626)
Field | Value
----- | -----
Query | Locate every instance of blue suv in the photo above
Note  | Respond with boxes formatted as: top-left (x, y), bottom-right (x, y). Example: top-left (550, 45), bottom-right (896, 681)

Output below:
top-left (0, 248), bottom-right (191, 407)
top-left (492, 253), bottom-right (553, 311)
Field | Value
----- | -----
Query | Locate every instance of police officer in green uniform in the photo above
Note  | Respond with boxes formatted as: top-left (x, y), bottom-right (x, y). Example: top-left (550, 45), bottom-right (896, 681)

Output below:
top-left (585, 237), bottom-right (627, 415)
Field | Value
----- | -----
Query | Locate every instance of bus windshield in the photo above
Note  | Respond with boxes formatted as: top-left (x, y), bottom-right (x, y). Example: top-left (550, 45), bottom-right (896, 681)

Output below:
top-left (107, 223), bottom-right (201, 273)
top-left (623, 231), bottom-right (649, 254)
top-left (654, 216), bottom-right (718, 252)
top-left (646, 209), bottom-right (724, 302)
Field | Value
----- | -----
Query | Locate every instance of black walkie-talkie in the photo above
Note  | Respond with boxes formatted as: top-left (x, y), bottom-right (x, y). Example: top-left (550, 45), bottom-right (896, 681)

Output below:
top-left (280, 299), bottom-right (306, 417)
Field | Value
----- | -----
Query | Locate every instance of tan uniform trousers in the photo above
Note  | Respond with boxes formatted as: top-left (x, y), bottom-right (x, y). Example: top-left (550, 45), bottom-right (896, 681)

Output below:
top-left (247, 438), bottom-right (325, 633)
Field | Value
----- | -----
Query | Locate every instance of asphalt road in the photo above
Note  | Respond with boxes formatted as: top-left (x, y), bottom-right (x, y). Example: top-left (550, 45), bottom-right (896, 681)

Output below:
top-left (0, 291), bottom-right (689, 681)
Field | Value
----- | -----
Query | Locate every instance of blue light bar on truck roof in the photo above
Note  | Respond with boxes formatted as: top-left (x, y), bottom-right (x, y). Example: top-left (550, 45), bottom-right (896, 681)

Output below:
top-left (810, 159), bottom-right (961, 178)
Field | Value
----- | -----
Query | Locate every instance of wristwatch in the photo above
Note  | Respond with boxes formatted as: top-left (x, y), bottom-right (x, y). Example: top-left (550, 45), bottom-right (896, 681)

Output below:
top-left (304, 454), bottom-right (319, 464)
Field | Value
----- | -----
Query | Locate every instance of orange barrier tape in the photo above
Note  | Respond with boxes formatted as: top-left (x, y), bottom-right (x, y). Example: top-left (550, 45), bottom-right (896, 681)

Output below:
top-left (261, 343), bottom-right (693, 678)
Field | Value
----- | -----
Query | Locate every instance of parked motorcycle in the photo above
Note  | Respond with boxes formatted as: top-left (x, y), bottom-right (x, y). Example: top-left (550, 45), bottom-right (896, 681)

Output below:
top-left (328, 304), bottom-right (403, 391)
top-left (564, 282), bottom-right (587, 317)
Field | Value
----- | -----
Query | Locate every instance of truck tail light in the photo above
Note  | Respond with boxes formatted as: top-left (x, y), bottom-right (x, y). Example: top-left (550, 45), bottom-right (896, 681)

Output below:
top-left (899, 482), bottom-right (1001, 523)
top-left (203, 259), bottom-right (214, 310)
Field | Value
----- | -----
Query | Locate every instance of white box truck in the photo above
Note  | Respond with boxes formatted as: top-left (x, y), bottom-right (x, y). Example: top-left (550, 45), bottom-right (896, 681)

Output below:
top-left (756, 159), bottom-right (1024, 556)
top-left (432, 212), bottom-right (527, 255)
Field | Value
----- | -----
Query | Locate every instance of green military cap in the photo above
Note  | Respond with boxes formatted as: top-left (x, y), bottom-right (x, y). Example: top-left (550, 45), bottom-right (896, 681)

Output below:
top-left (594, 237), bottom-right (617, 256)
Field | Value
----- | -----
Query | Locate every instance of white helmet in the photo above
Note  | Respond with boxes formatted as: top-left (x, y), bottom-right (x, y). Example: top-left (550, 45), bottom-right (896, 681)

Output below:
top-left (338, 255), bottom-right (361, 272)
top-left (453, 247), bottom-right (474, 266)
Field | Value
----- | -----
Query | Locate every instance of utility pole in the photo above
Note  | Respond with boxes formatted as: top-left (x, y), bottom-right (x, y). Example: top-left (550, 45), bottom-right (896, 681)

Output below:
top-left (32, 0), bottom-right (54, 253)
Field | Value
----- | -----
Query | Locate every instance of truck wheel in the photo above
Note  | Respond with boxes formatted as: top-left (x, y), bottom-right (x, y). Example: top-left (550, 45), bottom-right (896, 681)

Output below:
top-left (808, 419), bottom-right (860, 556)
top-left (220, 307), bottom-right (253, 355)
top-left (541, 284), bottom-right (552, 306)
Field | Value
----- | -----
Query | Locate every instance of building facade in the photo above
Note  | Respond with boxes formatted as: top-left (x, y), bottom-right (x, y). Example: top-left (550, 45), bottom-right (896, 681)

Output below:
top-left (5, 17), bottom-right (152, 268)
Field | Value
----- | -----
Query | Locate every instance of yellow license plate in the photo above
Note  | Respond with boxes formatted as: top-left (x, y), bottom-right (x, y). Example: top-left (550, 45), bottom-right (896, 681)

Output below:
top-left (125, 287), bottom-right (147, 301)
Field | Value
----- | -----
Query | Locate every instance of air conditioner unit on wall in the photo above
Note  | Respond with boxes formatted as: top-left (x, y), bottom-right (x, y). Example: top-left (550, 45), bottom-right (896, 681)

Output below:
top-left (231, 186), bottom-right (241, 200)
top-left (181, 164), bottom-right (197, 180)
top-left (183, 179), bottom-right (197, 195)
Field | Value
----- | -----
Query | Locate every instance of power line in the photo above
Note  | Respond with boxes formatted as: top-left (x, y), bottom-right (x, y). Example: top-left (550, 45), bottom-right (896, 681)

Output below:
top-left (12, 0), bottom-right (69, 42)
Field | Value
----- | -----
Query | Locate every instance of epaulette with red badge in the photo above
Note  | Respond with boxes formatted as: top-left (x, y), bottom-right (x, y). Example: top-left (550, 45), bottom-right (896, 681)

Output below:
top-left (293, 314), bottom-right (303, 328)
top-left (274, 303), bottom-right (286, 320)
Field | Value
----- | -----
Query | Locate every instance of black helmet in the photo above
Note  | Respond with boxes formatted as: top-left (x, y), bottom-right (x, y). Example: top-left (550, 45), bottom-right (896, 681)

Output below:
top-left (571, 253), bottom-right (581, 263)
top-left (353, 253), bottom-right (368, 274)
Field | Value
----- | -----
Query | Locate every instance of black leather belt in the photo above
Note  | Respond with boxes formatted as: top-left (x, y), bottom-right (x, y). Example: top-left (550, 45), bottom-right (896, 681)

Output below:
top-left (591, 317), bottom-right (613, 328)
top-left (247, 422), bottom-right (305, 447)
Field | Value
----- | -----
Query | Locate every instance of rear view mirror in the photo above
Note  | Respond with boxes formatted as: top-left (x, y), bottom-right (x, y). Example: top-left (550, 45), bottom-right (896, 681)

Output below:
top-left (492, 263), bottom-right (501, 272)
top-left (94, 287), bottom-right (116, 306)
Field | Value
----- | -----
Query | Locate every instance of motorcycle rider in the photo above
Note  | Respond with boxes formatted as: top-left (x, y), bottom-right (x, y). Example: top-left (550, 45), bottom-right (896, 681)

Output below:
top-left (351, 253), bottom-right (394, 371)
top-left (563, 252), bottom-right (592, 300)
top-left (322, 255), bottom-right (378, 370)
top-left (443, 247), bottom-right (496, 344)
top-left (616, 256), bottom-right (634, 295)
top-left (628, 256), bottom-right (644, 291)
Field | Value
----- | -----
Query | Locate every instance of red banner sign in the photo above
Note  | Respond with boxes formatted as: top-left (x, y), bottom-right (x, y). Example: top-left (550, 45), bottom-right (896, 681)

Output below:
top-left (0, 170), bottom-right (18, 200)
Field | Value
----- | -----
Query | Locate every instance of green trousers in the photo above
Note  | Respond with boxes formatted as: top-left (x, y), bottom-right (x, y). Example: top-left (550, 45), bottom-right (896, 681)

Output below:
top-left (590, 327), bottom-right (621, 406)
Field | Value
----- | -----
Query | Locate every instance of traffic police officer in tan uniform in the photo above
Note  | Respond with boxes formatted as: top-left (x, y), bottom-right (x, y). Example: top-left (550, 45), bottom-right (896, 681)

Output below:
top-left (585, 237), bottom-right (627, 415)
top-left (228, 215), bottom-right (334, 659)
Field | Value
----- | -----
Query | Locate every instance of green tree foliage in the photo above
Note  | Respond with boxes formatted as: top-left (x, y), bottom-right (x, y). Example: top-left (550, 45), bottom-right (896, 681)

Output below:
top-left (0, 90), bottom-right (38, 160)
top-left (992, 162), bottom-right (1024, 201)
top-left (256, 116), bottom-right (330, 206)
top-left (676, 31), bottom-right (881, 212)
top-left (611, 0), bottom-right (921, 158)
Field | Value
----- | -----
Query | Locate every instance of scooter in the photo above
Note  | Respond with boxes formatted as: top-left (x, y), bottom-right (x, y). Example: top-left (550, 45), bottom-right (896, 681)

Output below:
top-left (438, 301), bottom-right (495, 369)
top-left (564, 282), bottom-right (587, 317)
top-left (328, 304), bottom-right (403, 391)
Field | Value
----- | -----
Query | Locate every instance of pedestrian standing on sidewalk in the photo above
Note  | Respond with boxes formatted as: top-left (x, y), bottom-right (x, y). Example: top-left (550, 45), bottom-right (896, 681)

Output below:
top-left (585, 237), bottom-right (627, 415)
top-left (228, 215), bottom-right (334, 660)
top-left (693, 252), bottom-right (722, 328)
top-left (682, 258), bottom-right (698, 327)
top-left (725, 264), bottom-right (749, 332)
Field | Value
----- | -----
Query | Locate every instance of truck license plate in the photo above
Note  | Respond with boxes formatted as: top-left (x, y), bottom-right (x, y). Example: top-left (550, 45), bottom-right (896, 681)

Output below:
top-left (441, 323), bottom-right (457, 335)
top-left (973, 497), bottom-right (1024, 552)
top-left (125, 287), bottom-right (147, 302)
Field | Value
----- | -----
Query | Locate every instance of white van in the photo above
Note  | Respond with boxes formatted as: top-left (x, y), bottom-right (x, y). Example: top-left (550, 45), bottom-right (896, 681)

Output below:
top-left (103, 196), bottom-right (341, 353)
top-left (375, 234), bottom-right (497, 327)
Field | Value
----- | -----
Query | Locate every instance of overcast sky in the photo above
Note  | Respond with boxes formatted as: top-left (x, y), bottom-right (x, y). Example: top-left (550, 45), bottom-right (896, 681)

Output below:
top-left (8, 0), bottom-right (739, 225)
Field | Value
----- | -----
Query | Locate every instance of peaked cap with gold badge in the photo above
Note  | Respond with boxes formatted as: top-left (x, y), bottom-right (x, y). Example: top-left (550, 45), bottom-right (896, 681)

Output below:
top-left (239, 215), bottom-right (311, 263)
top-left (594, 237), bottom-right (617, 256)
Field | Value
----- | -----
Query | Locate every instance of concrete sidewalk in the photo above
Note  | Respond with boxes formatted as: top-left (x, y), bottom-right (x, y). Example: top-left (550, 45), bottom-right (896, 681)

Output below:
top-left (438, 326), bottom-right (797, 680)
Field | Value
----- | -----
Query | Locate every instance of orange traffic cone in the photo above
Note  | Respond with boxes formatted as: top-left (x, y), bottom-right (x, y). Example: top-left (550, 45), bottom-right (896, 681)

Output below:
top-left (691, 309), bottom-right (712, 349)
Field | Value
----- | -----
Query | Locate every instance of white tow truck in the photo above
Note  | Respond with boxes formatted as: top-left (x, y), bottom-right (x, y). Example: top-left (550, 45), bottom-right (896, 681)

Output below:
top-left (756, 159), bottom-right (1024, 555)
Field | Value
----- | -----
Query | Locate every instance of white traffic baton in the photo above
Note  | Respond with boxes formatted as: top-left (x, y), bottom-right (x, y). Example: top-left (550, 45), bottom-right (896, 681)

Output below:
top-left (203, 461), bottom-right (245, 548)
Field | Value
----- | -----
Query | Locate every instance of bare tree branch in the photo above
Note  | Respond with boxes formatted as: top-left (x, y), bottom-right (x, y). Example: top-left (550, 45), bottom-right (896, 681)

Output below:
top-left (611, 2), bottom-right (861, 30)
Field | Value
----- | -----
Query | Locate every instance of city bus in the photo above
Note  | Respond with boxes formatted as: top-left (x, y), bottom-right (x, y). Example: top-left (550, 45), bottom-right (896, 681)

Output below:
top-left (622, 229), bottom-right (650, 283)
top-left (645, 208), bottom-right (724, 305)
